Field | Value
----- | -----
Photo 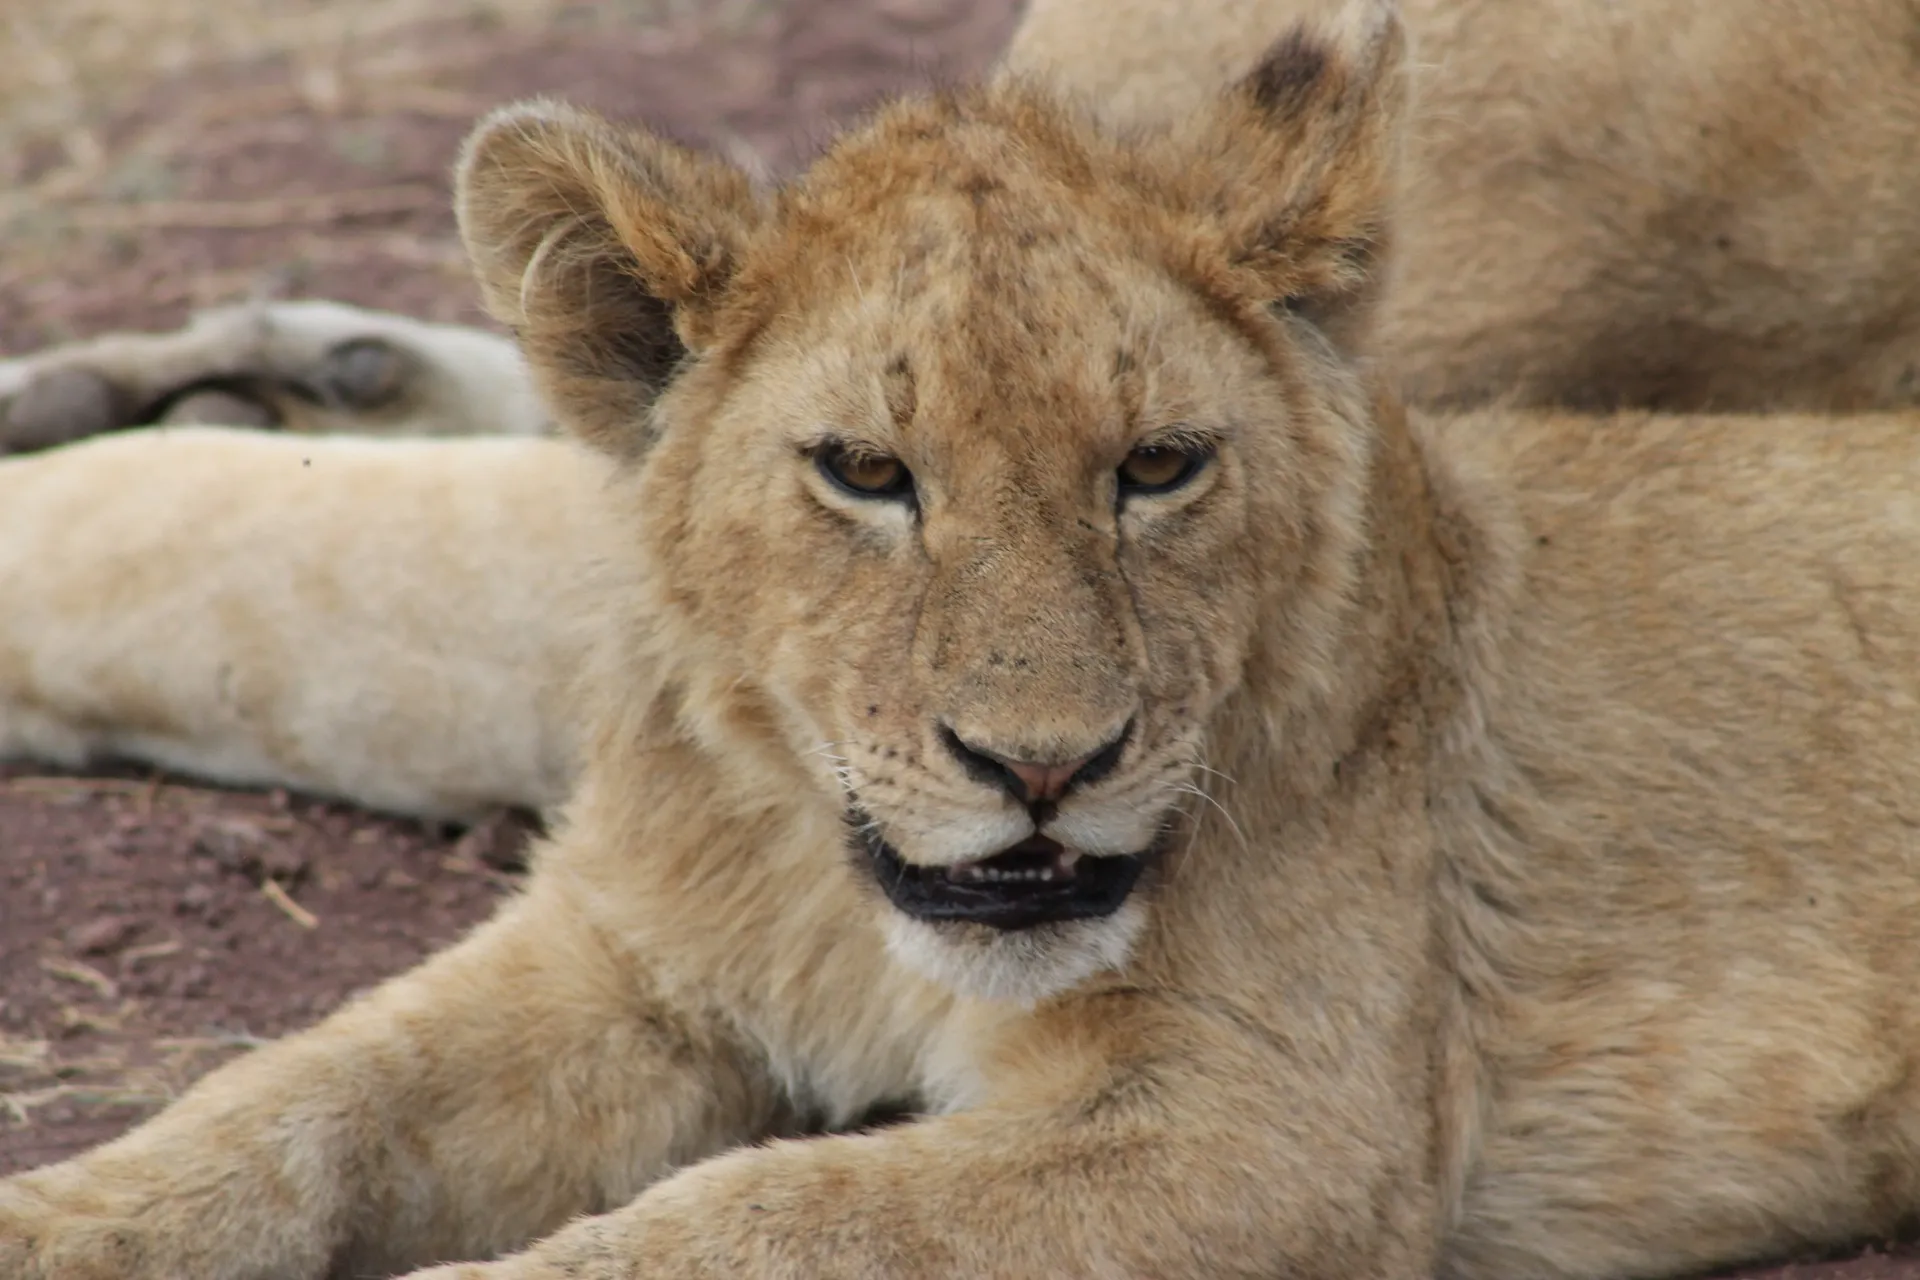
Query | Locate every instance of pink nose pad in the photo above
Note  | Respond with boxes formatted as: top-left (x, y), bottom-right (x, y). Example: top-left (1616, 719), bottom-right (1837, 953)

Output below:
top-left (1001, 753), bottom-right (1096, 804)
top-left (940, 720), bottom-right (1134, 806)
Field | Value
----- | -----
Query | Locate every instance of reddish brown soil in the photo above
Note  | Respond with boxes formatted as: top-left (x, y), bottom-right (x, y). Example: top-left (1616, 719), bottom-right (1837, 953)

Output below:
top-left (1, 2), bottom-right (1914, 1275)
top-left (0, 762), bottom-right (527, 1174)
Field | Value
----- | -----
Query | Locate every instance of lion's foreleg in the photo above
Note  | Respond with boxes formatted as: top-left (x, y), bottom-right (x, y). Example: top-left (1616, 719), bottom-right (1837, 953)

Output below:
top-left (0, 878), bottom-right (783, 1280)
top-left (410, 997), bottom-right (1443, 1280)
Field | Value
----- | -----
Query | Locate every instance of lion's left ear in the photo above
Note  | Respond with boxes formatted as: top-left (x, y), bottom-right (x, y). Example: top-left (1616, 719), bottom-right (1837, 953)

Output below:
top-left (455, 100), bottom-right (763, 456)
top-left (1165, 0), bottom-right (1408, 352)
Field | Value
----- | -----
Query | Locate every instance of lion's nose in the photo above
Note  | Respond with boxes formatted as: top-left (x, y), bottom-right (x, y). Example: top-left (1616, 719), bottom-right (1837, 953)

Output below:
top-left (1003, 757), bottom-right (1088, 803)
top-left (938, 721), bottom-right (1132, 806)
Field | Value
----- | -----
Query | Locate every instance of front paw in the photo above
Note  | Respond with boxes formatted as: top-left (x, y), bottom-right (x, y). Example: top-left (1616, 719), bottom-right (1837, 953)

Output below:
top-left (0, 1174), bottom-right (149, 1280)
top-left (0, 1161), bottom-right (306, 1280)
top-left (404, 1263), bottom-right (542, 1280)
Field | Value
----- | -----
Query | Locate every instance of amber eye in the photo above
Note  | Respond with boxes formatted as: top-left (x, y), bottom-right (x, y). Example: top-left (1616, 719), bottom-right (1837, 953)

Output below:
top-left (817, 443), bottom-right (914, 501)
top-left (1118, 441), bottom-right (1209, 496)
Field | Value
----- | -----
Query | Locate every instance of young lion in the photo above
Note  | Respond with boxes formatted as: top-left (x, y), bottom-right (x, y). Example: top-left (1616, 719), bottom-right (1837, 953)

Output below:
top-left (5, 4), bottom-right (1920, 1279)
top-left (0, 426), bottom-right (603, 819)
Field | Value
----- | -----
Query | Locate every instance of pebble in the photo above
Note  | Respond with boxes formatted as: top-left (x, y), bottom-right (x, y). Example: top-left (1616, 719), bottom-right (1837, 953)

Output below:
top-left (192, 818), bottom-right (306, 882)
top-left (452, 809), bottom-right (537, 872)
top-left (66, 914), bottom-right (139, 956)
top-left (260, 844), bottom-right (311, 884)
top-left (194, 818), bottom-right (268, 874)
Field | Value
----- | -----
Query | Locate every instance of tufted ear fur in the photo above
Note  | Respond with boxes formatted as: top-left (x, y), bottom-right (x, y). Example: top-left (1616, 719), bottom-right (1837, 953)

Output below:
top-left (454, 100), bottom-right (763, 457)
top-left (1164, 0), bottom-right (1408, 353)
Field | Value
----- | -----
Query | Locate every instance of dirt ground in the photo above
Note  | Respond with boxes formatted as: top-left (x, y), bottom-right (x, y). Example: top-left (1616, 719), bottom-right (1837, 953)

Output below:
top-left (1, 1), bottom-right (1916, 1276)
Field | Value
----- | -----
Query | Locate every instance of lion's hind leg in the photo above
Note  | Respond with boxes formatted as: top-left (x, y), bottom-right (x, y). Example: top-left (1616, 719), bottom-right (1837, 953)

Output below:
top-left (0, 299), bottom-right (547, 452)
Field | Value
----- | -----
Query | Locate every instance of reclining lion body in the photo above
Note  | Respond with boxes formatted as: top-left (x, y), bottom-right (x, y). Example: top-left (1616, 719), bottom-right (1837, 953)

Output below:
top-left (1007, 0), bottom-right (1920, 412)
top-left (0, 427), bottom-right (600, 818)
top-left (6, 6), bottom-right (1920, 1278)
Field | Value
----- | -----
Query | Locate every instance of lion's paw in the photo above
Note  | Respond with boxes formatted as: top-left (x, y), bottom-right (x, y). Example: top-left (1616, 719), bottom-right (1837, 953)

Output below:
top-left (0, 1177), bottom-right (147, 1280)
top-left (0, 365), bottom-right (136, 454)
top-left (0, 301), bottom-right (442, 454)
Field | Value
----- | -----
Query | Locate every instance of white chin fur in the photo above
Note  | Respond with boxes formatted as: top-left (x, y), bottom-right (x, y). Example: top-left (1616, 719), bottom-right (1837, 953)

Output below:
top-left (881, 901), bottom-right (1146, 1004)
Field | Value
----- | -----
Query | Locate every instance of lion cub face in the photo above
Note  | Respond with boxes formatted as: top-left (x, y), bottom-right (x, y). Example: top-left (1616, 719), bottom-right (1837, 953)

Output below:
top-left (667, 241), bottom-right (1290, 1000)
top-left (459, 3), bottom-right (1403, 1000)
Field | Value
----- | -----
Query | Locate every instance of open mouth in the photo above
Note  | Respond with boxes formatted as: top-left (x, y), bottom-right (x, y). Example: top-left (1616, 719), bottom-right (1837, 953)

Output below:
top-left (853, 823), bottom-right (1147, 931)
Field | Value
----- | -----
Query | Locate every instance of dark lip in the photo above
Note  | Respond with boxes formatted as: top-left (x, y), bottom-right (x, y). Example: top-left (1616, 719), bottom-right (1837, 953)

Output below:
top-left (847, 813), bottom-right (1151, 931)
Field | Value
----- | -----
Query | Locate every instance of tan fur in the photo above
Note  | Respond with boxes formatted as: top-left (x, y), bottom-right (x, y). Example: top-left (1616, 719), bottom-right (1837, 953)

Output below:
top-left (0, 426), bottom-right (606, 819)
top-left (0, 302), bottom-right (570, 817)
top-left (6, 7), bottom-right (1920, 1278)
top-left (1005, 0), bottom-right (1920, 412)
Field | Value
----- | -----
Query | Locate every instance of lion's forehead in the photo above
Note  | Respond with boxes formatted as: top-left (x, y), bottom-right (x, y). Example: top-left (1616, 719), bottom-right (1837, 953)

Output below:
top-left (766, 107), bottom-right (1167, 326)
top-left (723, 108), bottom-right (1273, 476)
top-left (745, 214), bottom-right (1220, 450)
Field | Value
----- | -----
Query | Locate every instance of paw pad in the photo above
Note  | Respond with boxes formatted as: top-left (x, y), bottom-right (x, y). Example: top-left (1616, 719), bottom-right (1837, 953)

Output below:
top-left (311, 337), bottom-right (412, 411)
top-left (1, 367), bottom-right (131, 454)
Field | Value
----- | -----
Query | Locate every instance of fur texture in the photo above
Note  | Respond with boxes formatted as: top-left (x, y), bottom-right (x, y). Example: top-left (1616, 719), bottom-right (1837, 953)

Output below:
top-left (6, 8), bottom-right (1920, 1279)
top-left (1005, 0), bottom-right (1920, 412)
top-left (0, 426), bottom-right (603, 819)
top-left (0, 303), bottom-right (568, 816)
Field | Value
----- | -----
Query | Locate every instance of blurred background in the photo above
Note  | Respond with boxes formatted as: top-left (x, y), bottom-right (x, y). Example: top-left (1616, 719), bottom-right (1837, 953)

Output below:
top-left (0, 0), bottom-right (1019, 349)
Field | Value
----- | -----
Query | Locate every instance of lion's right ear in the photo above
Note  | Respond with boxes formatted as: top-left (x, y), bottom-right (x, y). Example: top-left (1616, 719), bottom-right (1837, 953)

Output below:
top-left (455, 101), bottom-right (762, 456)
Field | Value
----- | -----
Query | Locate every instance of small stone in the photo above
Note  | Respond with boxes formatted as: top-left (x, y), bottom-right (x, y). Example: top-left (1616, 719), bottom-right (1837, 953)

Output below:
top-left (88, 833), bottom-right (135, 859)
top-left (176, 882), bottom-right (216, 914)
top-left (66, 915), bottom-right (139, 956)
top-left (173, 964), bottom-right (212, 997)
top-left (193, 818), bottom-right (269, 875)
top-left (260, 844), bottom-right (310, 884)
top-left (451, 809), bottom-right (538, 873)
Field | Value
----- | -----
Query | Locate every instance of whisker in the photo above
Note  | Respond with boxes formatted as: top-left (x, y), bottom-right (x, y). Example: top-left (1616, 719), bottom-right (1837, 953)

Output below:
top-left (1188, 761), bottom-right (1239, 787)
top-left (1169, 782), bottom-right (1250, 852)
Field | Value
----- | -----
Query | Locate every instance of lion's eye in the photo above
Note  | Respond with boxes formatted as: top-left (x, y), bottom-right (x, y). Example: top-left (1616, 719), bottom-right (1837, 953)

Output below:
top-left (817, 444), bottom-right (914, 500)
top-left (1118, 442), bottom-right (1209, 496)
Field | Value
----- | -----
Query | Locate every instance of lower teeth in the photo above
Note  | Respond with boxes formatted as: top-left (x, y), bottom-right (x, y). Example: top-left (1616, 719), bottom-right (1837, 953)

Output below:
top-left (949, 865), bottom-right (1057, 883)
